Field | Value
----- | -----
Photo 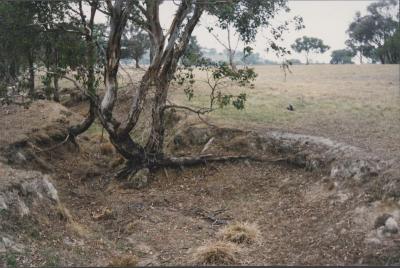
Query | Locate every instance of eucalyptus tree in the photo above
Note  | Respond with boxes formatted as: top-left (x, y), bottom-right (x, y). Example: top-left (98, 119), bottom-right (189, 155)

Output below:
top-left (59, 0), bottom-right (300, 177)
top-left (330, 49), bottom-right (356, 64)
top-left (121, 25), bottom-right (150, 68)
top-left (0, 1), bottom-right (42, 95)
top-left (346, 0), bottom-right (399, 64)
top-left (181, 36), bottom-right (203, 67)
top-left (291, 36), bottom-right (330, 64)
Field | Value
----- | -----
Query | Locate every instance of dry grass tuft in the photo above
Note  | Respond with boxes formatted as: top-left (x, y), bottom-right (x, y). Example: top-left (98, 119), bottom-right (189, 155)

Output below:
top-left (56, 204), bottom-right (72, 222)
top-left (191, 241), bottom-right (240, 265)
top-left (108, 255), bottom-right (139, 267)
top-left (217, 222), bottom-right (261, 245)
top-left (124, 221), bottom-right (140, 234)
top-left (99, 142), bottom-right (115, 155)
top-left (67, 221), bottom-right (92, 238)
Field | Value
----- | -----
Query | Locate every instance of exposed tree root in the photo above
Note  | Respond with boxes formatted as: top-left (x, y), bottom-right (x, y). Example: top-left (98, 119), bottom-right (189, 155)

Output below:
top-left (114, 154), bottom-right (286, 180)
top-left (157, 154), bottom-right (256, 167)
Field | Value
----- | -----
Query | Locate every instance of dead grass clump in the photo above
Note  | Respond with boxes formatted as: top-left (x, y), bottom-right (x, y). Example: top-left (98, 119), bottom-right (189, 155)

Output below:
top-left (99, 142), bottom-right (115, 155)
top-left (124, 221), bottom-right (140, 234)
top-left (67, 221), bottom-right (92, 239)
top-left (217, 222), bottom-right (261, 245)
top-left (191, 241), bottom-right (240, 265)
top-left (108, 255), bottom-right (139, 267)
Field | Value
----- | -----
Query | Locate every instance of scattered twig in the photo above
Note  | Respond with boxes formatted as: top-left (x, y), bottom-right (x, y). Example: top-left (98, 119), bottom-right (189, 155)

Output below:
top-left (163, 168), bottom-right (170, 179)
top-left (201, 137), bottom-right (215, 153)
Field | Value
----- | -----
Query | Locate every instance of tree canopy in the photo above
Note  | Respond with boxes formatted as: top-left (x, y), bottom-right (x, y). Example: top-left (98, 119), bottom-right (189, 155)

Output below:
top-left (181, 36), bottom-right (203, 67)
top-left (330, 49), bottom-right (356, 64)
top-left (346, 0), bottom-right (399, 63)
top-left (291, 36), bottom-right (330, 64)
top-left (121, 25), bottom-right (150, 68)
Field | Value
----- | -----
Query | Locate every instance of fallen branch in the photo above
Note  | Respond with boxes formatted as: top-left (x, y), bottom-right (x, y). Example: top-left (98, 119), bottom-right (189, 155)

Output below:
top-left (163, 104), bottom-right (214, 115)
top-left (28, 134), bottom-right (72, 153)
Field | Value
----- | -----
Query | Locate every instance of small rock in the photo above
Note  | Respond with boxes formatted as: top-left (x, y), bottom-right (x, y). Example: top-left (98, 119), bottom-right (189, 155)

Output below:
top-left (0, 195), bottom-right (8, 211)
top-left (376, 226), bottom-right (390, 239)
top-left (374, 213), bottom-right (393, 229)
top-left (365, 237), bottom-right (381, 245)
top-left (0, 240), bottom-right (5, 253)
top-left (2, 237), bottom-right (24, 253)
top-left (384, 217), bottom-right (399, 234)
top-left (42, 177), bottom-right (59, 201)
top-left (17, 198), bottom-right (30, 216)
top-left (126, 168), bottom-right (150, 189)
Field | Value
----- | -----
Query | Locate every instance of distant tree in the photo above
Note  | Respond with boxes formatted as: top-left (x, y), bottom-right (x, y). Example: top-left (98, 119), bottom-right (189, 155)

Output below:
top-left (206, 24), bottom-right (241, 71)
top-left (377, 29), bottom-right (400, 63)
top-left (287, 58), bottom-right (302, 65)
top-left (0, 1), bottom-right (43, 96)
top-left (206, 0), bottom-right (303, 71)
top-left (346, 0), bottom-right (399, 64)
top-left (182, 36), bottom-right (203, 67)
top-left (291, 36), bottom-right (330, 64)
top-left (330, 49), bottom-right (356, 64)
top-left (121, 25), bottom-right (150, 68)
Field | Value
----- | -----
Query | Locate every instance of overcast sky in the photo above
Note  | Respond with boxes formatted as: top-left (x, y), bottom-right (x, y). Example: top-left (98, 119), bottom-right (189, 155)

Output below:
top-left (95, 1), bottom-right (376, 63)
top-left (157, 0), bottom-right (374, 64)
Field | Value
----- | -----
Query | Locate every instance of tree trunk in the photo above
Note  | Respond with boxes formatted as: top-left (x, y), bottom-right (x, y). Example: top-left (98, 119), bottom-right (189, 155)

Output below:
top-left (305, 52), bottom-right (309, 65)
top-left (53, 75), bottom-right (60, 102)
top-left (228, 50), bottom-right (237, 71)
top-left (135, 57), bottom-right (140, 68)
top-left (100, 2), bottom-right (128, 122)
top-left (145, 77), bottom-right (169, 159)
top-left (65, 0), bottom-right (98, 143)
top-left (27, 52), bottom-right (35, 98)
top-left (379, 54), bottom-right (385, 64)
top-left (149, 40), bottom-right (155, 64)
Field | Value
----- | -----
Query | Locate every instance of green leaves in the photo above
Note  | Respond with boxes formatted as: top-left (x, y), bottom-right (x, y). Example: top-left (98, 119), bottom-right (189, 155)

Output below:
top-left (173, 58), bottom-right (256, 111)
top-left (206, 0), bottom-right (289, 44)
top-left (181, 36), bottom-right (203, 67)
top-left (330, 49), bottom-right (356, 64)
top-left (346, 0), bottom-right (399, 63)
top-left (291, 36), bottom-right (330, 63)
top-left (291, 36), bottom-right (330, 54)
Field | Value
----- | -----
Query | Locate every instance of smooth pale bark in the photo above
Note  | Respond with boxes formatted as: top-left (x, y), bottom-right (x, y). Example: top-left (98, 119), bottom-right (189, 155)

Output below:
top-left (145, 3), bottom-right (203, 156)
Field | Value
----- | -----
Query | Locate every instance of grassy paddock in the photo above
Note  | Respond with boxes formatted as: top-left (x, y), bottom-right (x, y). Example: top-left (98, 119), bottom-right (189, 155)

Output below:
top-left (169, 64), bottom-right (400, 159)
